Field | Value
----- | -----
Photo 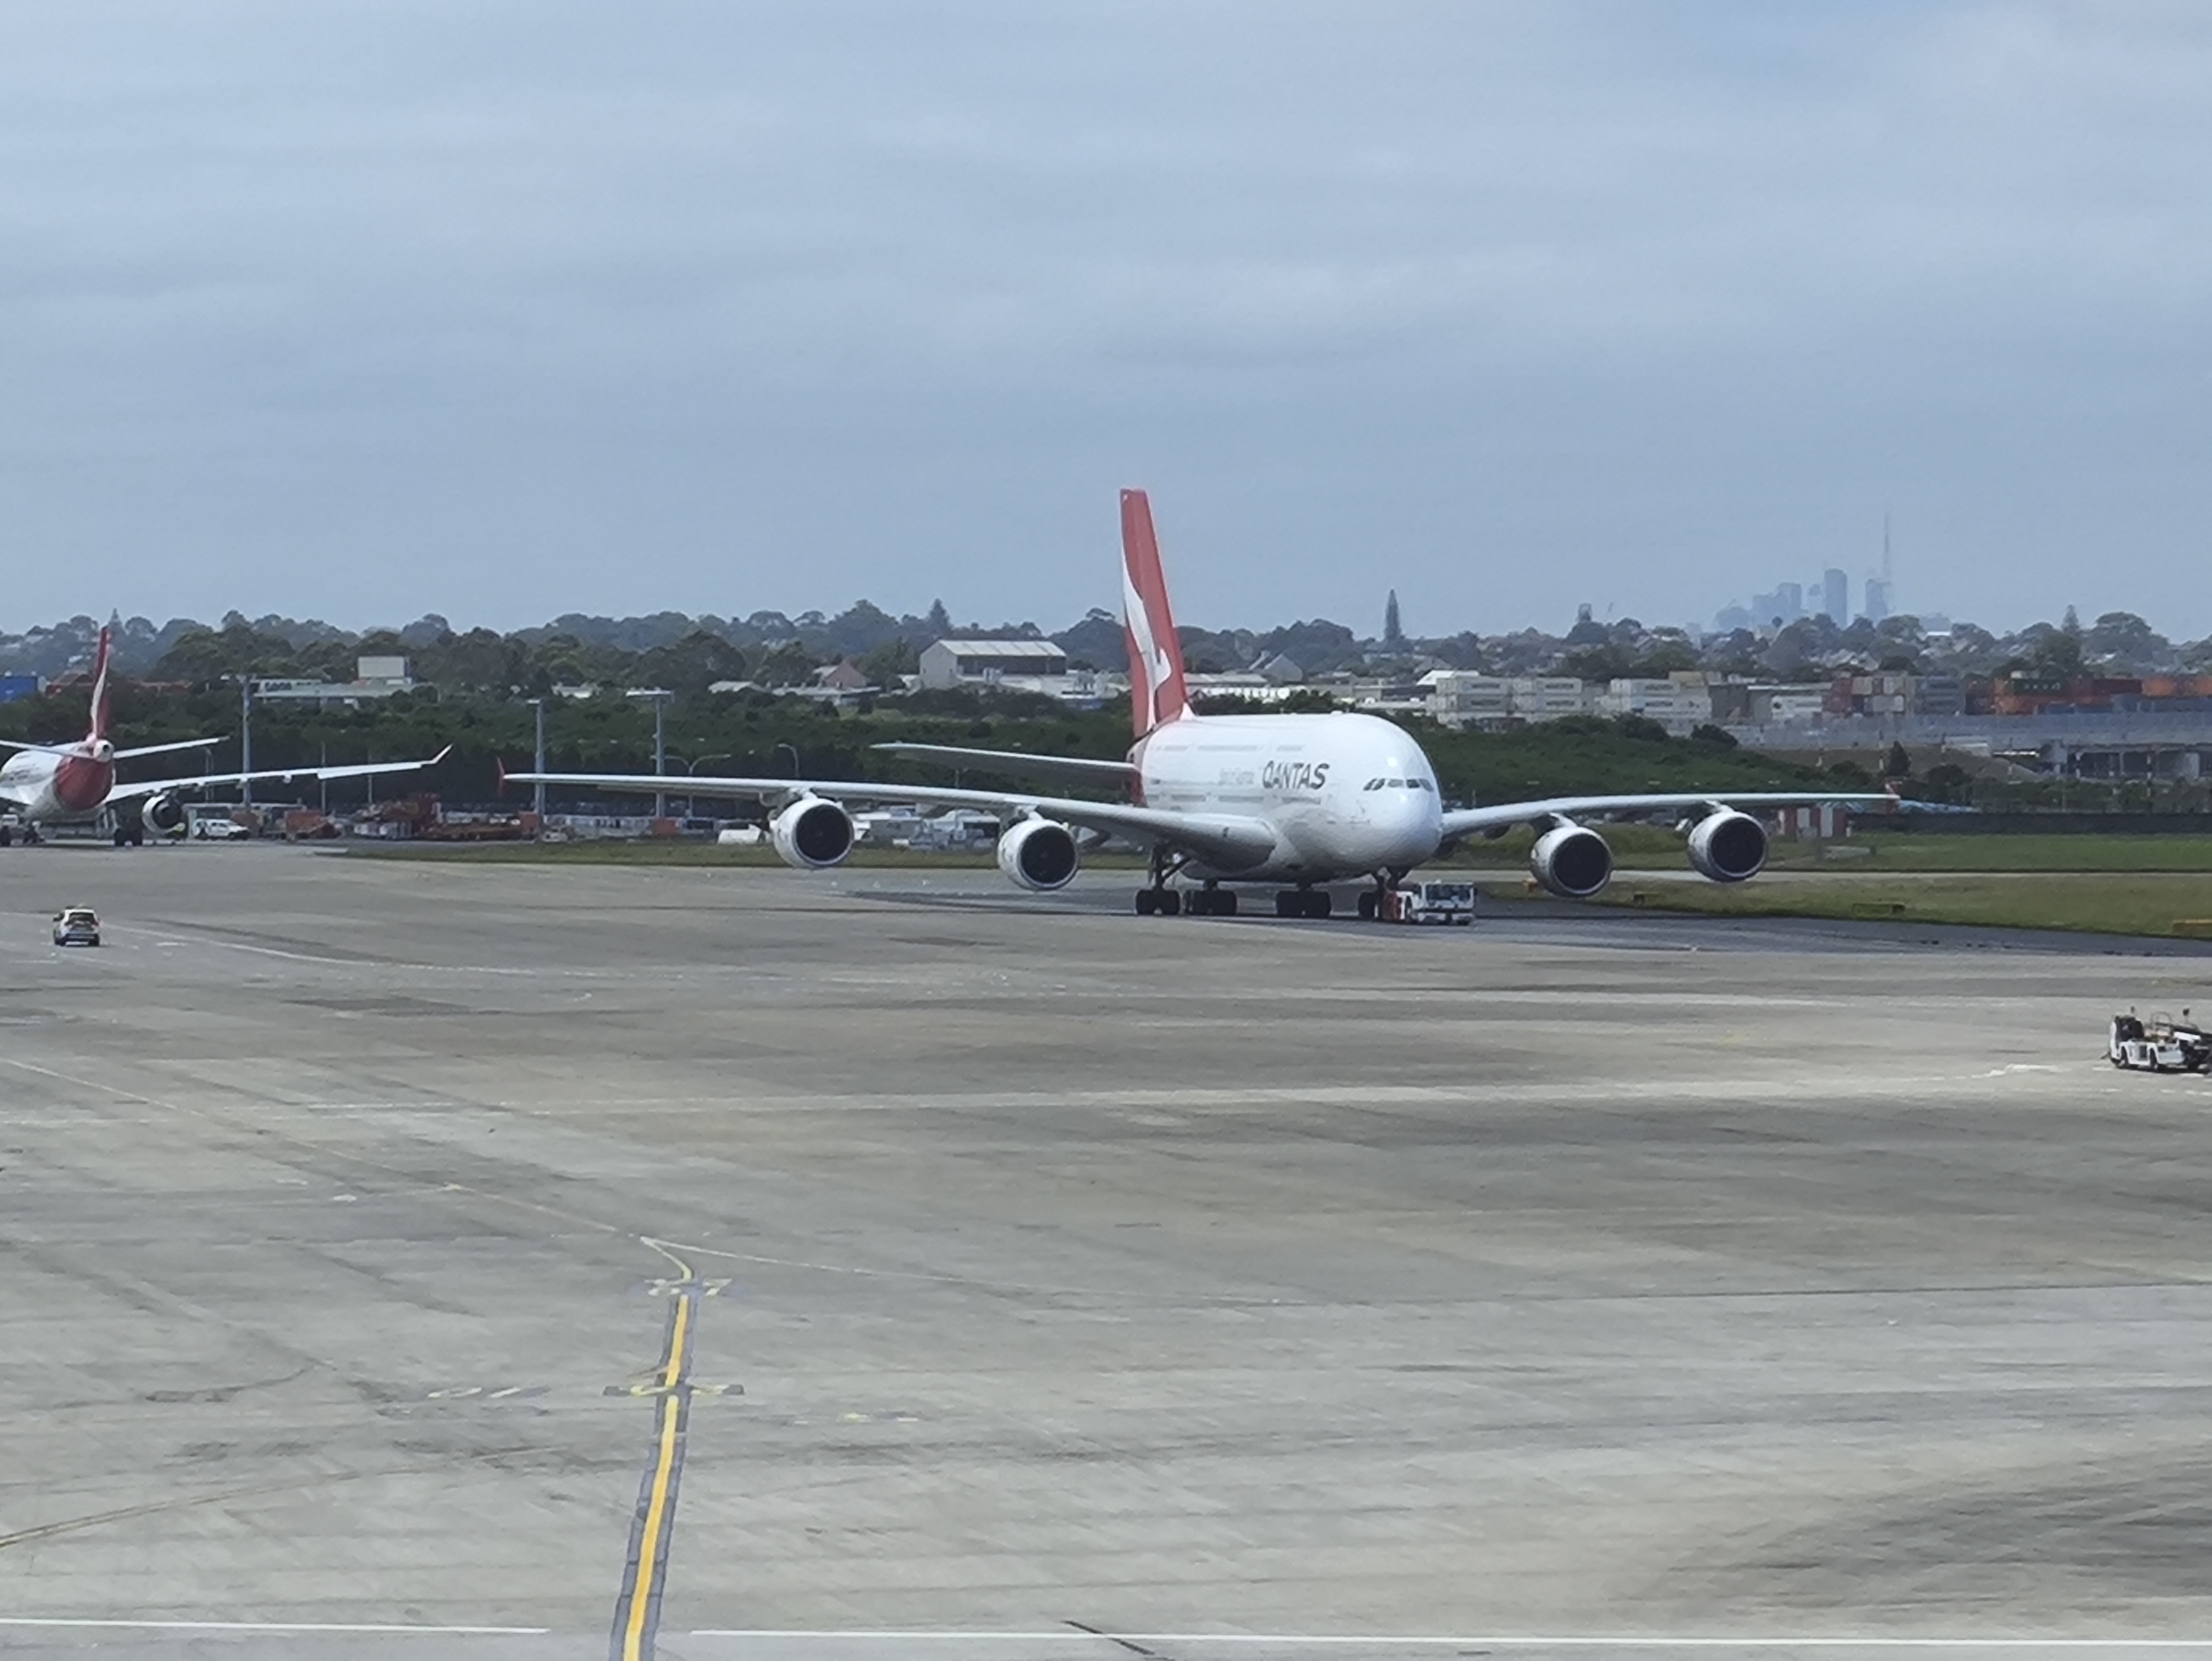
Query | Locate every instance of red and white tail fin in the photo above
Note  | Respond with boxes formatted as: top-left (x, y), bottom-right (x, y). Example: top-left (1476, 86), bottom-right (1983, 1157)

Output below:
top-left (85, 625), bottom-right (113, 744)
top-left (1120, 488), bottom-right (1191, 737)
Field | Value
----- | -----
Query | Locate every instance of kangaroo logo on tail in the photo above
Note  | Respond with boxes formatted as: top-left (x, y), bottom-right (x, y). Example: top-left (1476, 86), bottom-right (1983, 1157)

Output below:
top-left (1120, 489), bottom-right (1191, 737)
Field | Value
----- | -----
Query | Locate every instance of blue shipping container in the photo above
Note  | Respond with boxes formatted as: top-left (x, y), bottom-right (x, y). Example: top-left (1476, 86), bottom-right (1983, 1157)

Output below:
top-left (0, 674), bottom-right (41, 704)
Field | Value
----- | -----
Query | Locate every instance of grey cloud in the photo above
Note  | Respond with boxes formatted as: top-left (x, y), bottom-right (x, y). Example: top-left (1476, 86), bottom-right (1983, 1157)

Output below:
top-left (1, 1), bottom-right (2208, 636)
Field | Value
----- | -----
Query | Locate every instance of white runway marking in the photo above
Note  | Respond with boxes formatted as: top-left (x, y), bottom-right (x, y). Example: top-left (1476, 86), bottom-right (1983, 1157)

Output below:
top-left (0, 1617), bottom-right (550, 1634)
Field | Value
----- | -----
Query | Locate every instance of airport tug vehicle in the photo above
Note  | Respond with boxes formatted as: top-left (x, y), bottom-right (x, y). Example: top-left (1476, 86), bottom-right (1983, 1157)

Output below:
top-left (1361, 879), bottom-right (1478, 924)
top-left (2108, 1009), bottom-right (2212, 1074)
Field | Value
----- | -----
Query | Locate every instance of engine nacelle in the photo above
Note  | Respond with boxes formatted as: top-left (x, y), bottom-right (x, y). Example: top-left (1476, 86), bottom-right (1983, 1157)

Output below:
top-left (142, 792), bottom-right (186, 834)
top-left (1686, 808), bottom-right (1768, 883)
top-left (996, 816), bottom-right (1080, 891)
top-left (769, 795), bottom-right (854, 869)
top-left (1530, 822), bottom-right (1614, 899)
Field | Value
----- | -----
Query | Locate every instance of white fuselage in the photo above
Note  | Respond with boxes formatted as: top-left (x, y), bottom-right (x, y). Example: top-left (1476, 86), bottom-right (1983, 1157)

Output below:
top-left (0, 744), bottom-right (113, 825)
top-left (1132, 711), bottom-right (1443, 882)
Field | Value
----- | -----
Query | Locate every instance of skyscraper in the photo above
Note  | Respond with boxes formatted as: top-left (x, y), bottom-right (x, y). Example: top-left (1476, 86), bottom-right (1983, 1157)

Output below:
top-left (1752, 582), bottom-right (1803, 627)
top-left (1822, 568), bottom-right (1849, 625)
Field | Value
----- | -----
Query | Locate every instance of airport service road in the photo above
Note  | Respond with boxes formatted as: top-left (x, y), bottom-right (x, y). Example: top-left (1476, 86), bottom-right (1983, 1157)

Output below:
top-left (1, 846), bottom-right (2211, 1661)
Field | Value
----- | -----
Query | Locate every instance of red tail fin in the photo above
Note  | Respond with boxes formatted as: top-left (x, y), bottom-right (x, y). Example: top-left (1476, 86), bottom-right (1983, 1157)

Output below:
top-left (1120, 489), bottom-right (1191, 737)
top-left (86, 625), bottom-right (113, 744)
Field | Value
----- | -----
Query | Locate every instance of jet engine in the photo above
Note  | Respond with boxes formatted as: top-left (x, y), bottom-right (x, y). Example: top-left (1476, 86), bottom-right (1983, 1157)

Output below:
top-left (1686, 808), bottom-right (1768, 883)
top-left (996, 817), bottom-right (1080, 891)
top-left (1530, 822), bottom-right (1614, 899)
top-left (142, 792), bottom-right (186, 834)
top-left (769, 795), bottom-right (854, 869)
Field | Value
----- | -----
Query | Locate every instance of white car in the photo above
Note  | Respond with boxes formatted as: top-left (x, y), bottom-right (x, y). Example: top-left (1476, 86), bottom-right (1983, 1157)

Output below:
top-left (52, 907), bottom-right (101, 947)
top-left (191, 817), bottom-right (253, 841)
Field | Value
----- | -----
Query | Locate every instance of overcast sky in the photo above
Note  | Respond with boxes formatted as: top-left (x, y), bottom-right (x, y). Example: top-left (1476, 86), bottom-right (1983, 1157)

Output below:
top-left (3, 2), bottom-right (2207, 639)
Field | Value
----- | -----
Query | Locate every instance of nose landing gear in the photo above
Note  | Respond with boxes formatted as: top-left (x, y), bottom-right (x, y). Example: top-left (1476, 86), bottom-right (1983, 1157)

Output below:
top-left (1356, 871), bottom-right (1407, 921)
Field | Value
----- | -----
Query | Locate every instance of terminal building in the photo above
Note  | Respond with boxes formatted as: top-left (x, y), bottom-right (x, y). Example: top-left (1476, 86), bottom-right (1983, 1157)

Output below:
top-left (252, 655), bottom-right (418, 709)
top-left (917, 638), bottom-right (1124, 705)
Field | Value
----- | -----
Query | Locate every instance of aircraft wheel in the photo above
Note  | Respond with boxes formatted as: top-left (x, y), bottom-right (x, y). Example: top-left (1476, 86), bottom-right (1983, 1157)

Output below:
top-left (1157, 889), bottom-right (1183, 917)
top-left (1134, 890), bottom-right (1158, 916)
top-left (0, 828), bottom-right (13, 848)
top-left (1357, 891), bottom-right (1379, 921)
top-left (113, 828), bottom-right (129, 847)
top-left (1213, 890), bottom-right (1238, 918)
top-left (1304, 890), bottom-right (1332, 919)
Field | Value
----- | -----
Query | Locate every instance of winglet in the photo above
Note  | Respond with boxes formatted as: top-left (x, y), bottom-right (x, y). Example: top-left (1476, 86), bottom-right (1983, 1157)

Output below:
top-left (1120, 489), bottom-right (1191, 738)
top-left (495, 755), bottom-right (508, 793)
top-left (431, 745), bottom-right (453, 766)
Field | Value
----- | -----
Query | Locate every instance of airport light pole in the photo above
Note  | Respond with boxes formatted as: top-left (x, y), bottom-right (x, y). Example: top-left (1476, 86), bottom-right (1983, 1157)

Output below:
top-left (525, 697), bottom-right (548, 819)
top-left (628, 688), bottom-right (674, 819)
top-left (671, 753), bottom-right (732, 820)
top-left (239, 675), bottom-right (254, 809)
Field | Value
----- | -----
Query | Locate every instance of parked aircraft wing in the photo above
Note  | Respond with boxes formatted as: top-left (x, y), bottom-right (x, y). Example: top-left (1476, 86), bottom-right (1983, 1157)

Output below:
top-left (1438, 791), bottom-right (1894, 841)
top-left (505, 768), bottom-right (1280, 869)
top-left (104, 746), bottom-right (453, 805)
top-left (870, 742), bottom-right (1139, 786)
top-left (112, 737), bottom-right (223, 761)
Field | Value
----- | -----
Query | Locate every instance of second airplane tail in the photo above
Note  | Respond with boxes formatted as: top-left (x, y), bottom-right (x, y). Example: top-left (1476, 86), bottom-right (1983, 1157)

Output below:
top-left (85, 625), bottom-right (113, 746)
top-left (1120, 489), bottom-right (1192, 737)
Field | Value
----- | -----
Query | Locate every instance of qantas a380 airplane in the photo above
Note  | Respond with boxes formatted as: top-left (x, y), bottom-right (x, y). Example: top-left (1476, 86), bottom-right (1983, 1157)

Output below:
top-left (0, 627), bottom-right (448, 846)
top-left (509, 491), bottom-right (1883, 918)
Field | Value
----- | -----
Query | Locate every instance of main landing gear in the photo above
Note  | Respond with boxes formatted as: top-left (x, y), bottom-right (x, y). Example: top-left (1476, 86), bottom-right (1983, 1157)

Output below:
top-left (1134, 845), bottom-right (1239, 917)
top-left (1134, 884), bottom-right (1240, 916)
top-left (1134, 844), bottom-right (1186, 916)
top-left (1131, 845), bottom-right (1329, 921)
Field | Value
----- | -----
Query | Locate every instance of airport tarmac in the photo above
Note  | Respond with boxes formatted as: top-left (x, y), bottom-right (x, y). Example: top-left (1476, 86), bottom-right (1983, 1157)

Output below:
top-left (3, 844), bottom-right (2212, 1660)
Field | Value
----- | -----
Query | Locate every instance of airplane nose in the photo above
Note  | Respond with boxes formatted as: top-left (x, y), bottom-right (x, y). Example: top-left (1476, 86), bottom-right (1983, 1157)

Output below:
top-left (1364, 783), bottom-right (1439, 861)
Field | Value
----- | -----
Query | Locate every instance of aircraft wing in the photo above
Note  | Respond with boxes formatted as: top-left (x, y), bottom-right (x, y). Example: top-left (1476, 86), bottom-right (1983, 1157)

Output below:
top-left (103, 746), bottom-right (453, 806)
top-left (871, 742), bottom-right (1139, 786)
top-left (1438, 791), bottom-right (1894, 841)
top-left (113, 736), bottom-right (222, 761)
top-left (506, 768), bottom-right (1281, 868)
